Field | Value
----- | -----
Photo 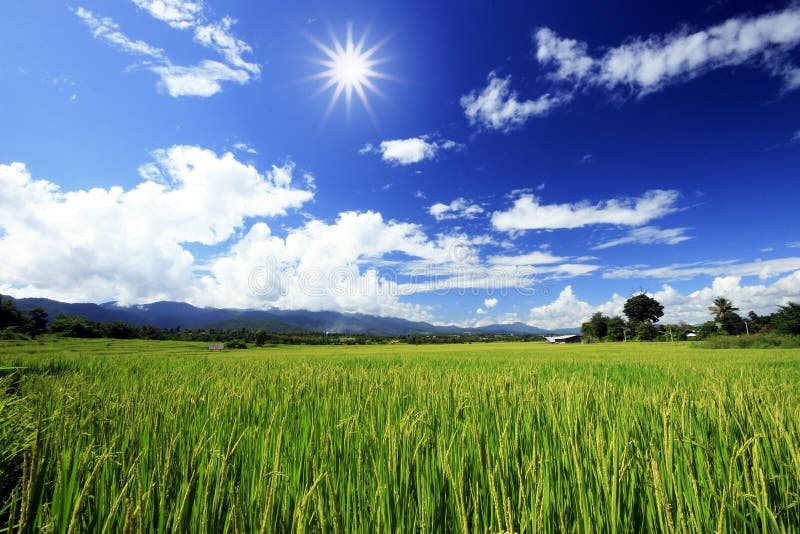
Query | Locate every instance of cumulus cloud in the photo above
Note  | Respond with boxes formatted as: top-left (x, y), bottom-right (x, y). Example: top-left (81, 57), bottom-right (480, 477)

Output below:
top-left (603, 257), bottom-right (800, 281)
top-left (650, 272), bottom-right (800, 324)
top-left (460, 72), bottom-right (567, 131)
top-left (2, 154), bottom-right (565, 319)
top-left (535, 6), bottom-right (800, 95)
top-left (592, 226), bottom-right (693, 249)
top-left (0, 147), bottom-right (312, 304)
top-left (484, 297), bottom-right (498, 308)
top-left (526, 269), bottom-right (800, 328)
top-left (429, 198), bottom-right (484, 221)
top-left (528, 286), bottom-right (612, 330)
top-left (491, 189), bottom-right (680, 232)
top-left (361, 135), bottom-right (463, 165)
top-left (74, 2), bottom-right (259, 97)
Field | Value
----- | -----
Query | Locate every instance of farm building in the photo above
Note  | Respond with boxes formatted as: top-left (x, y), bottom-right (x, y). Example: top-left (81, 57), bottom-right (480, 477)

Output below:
top-left (544, 334), bottom-right (582, 344)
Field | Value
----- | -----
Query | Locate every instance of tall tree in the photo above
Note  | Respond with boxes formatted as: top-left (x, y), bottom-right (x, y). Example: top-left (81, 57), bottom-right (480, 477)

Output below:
top-left (26, 307), bottom-right (48, 336)
top-left (623, 294), bottom-right (664, 324)
top-left (581, 312), bottom-right (608, 341)
top-left (771, 302), bottom-right (800, 335)
top-left (0, 296), bottom-right (27, 331)
top-left (606, 316), bottom-right (627, 341)
top-left (708, 297), bottom-right (739, 323)
top-left (254, 329), bottom-right (267, 346)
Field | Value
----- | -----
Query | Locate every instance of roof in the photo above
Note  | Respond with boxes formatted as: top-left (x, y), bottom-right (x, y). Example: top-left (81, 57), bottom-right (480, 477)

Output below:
top-left (544, 334), bottom-right (582, 342)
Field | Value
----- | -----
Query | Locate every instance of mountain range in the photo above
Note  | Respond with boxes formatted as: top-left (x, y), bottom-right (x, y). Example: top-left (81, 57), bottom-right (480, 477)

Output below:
top-left (5, 296), bottom-right (579, 336)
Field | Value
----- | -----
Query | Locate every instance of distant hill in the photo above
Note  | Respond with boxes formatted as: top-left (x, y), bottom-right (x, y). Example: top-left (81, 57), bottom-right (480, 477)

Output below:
top-left (469, 322), bottom-right (577, 336)
top-left (6, 296), bottom-right (579, 336)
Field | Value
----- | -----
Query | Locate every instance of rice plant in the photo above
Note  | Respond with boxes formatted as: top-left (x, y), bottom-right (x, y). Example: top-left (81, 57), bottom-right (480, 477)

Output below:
top-left (0, 339), bottom-right (798, 532)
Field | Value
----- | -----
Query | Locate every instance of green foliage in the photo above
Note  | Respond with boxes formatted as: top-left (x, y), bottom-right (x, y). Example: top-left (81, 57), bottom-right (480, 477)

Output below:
top-left (634, 321), bottom-right (658, 341)
top-left (623, 294), bottom-right (664, 324)
top-left (49, 315), bottom-right (103, 338)
top-left (747, 310), bottom-right (771, 332)
top-left (704, 332), bottom-right (800, 348)
top-left (697, 321), bottom-right (719, 339)
top-left (0, 370), bottom-right (35, 504)
top-left (226, 339), bottom-right (248, 349)
top-left (708, 296), bottom-right (739, 323)
top-left (581, 312), bottom-right (608, 341)
top-left (605, 316), bottom-right (626, 341)
top-left (719, 311), bottom-right (746, 335)
top-left (1, 339), bottom-right (799, 532)
top-left (254, 329), bottom-right (267, 346)
top-left (771, 301), bottom-right (800, 335)
top-left (0, 297), bottom-right (27, 331)
top-left (25, 307), bottom-right (48, 337)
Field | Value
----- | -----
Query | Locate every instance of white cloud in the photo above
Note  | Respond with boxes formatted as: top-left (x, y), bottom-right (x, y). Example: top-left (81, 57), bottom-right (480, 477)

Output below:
top-left (130, 0), bottom-right (202, 30)
top-left (0, 147), bottom-right (312, 305)
top-left (491, 189), bottom-right (680, 232)
top-left (485, 250), bottom-right (600, 281)
top-left (74, 3), bottom-right (259, 97)
top-left (192, 16), bottom-right (260, 76)
top-left (535, 6), bottom-right (800, 95)
top-left (362, 135), bottom-right (463, 165)
top-left (792, 130), bottom-right (800, 143)
top-left (527, 286), bottom-right (626, 330)
top-left (414, 190), bottom-right (427, 199)
top-left (460, 72), bottom-right (567, 132)
top-left (484, 297), bottom-right (498, 308)
top-left (787, 241), bottom-right (800, 248)
top-left (1, 155), bottom-right (529, 319)
top-left (603, 257), bottom-right (800, 281)
top-left (74, 7), bottom-right (166, 60)
top-left (592, 226), bottom-right (693, 249)
top-left (488, 250), bottom-right (568, 266)
top-left (152, 61), bottom-right (251, 97)
top-left (651, 272), bottom-right (800, 324)
top-left (462, 7), bottom-right (800, 131)
top-left (476, 307), bottom-right (486, 315)
top-left (785, 67), bottom-right (800, 91)
top-left (233, 142), bottom-right (258, 155)
top-left (429, 198), bottom-right (484, 221)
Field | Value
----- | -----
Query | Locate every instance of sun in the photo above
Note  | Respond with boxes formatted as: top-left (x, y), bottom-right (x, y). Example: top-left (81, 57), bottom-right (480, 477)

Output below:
top-left (308, 24), bottom-right (392, 121)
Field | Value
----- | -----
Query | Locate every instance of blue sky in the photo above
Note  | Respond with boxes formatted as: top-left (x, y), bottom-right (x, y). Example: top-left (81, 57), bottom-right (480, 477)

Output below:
top-left (1, 0), bottom-right (799, 328)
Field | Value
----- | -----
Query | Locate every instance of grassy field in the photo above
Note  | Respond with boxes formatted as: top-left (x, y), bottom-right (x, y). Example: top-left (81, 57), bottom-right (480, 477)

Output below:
top-left (1, 339), bottom-right (799, 533)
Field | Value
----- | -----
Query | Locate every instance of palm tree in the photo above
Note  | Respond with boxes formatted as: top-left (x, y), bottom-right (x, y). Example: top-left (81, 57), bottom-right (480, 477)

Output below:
top-left (709, 297), bottom-right (739, 322)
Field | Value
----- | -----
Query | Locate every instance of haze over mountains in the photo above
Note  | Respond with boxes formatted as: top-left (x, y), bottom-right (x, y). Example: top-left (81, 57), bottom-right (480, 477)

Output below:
top-left (7, 297), bottom-right (578, 336)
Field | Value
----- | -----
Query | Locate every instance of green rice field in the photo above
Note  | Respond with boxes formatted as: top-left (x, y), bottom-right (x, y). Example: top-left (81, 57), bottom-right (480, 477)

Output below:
top-left (1, 339), bottom-right (799, 532)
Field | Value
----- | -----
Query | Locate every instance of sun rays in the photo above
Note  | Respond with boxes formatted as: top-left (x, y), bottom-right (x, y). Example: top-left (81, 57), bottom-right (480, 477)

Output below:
top-left (307, 24), bottom-right (394, 122)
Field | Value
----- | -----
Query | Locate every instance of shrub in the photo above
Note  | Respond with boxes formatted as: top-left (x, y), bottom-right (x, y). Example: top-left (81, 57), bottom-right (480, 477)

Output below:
top-left (704, 333), bottom-right (800, 348)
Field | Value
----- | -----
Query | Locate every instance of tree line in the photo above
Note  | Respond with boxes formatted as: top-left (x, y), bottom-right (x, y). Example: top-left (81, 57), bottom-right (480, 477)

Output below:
top-left (581, 292), bottom-right (800, 342)
top-left (0, 297), bottom-right (548, 346)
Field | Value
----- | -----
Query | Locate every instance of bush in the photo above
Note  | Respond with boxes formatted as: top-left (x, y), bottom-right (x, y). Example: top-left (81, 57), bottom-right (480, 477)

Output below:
top-left (227, 339), bottom-right (248, 349)
top-left (635, 322), bottom-right (658, 341)
top-left (704, 333), bottom-right (800, 349)
top-left (0, 329), bottom-right (31, 341)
